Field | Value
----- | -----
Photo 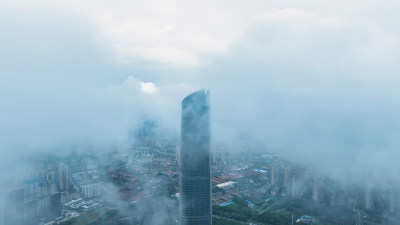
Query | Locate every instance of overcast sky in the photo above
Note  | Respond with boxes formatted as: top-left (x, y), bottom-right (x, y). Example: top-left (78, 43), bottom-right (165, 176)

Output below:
top-left (1, 0), bottom-right (400, 184)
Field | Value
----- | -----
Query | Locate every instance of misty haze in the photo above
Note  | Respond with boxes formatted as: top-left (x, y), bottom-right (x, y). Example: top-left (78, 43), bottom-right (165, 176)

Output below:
top-left (1, 0), bottom-right (400, 225)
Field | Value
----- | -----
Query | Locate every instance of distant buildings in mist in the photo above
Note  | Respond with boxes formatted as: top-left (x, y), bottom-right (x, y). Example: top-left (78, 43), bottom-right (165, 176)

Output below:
top-left (135, 120), bottom-right (158, 148)
top-left (2, 88), bottom-right (400, 225)
top-left (0, 153), bottom-right (106, 224)
top-left (265, 159), bottom-right (399, 215)
top-left (0, 171), bottom-right (61, 225)
top-left (58, 163), bottom-right (69, 192)
top-left (179, 89), bottom-right (212, 225)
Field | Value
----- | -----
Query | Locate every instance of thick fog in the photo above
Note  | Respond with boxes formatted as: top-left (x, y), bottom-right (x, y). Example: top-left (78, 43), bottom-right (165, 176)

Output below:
top-left (1, 0), bottom-right (400, 190)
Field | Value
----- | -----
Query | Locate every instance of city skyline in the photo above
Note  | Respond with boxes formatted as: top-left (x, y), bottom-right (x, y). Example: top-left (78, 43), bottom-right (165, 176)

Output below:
top-left (1, 0), bottom-right (400, 224)
top-left (2, 0), bottom-right (400, 187)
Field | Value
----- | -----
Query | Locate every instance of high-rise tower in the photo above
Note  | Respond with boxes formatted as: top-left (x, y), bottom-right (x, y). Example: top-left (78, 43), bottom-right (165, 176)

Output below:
top-left (58, 163), bottom-right (69, 192)
top-left (180, 89), bottom-right (211, 225)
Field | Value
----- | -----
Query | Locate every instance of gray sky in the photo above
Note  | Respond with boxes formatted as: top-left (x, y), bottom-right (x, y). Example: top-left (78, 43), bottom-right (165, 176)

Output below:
top-left (1, 0), bottom-right (400, 184)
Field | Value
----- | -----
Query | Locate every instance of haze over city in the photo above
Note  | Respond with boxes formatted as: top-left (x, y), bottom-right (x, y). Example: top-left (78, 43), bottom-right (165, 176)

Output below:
top-left (1, 1), bottom-right (400, 224)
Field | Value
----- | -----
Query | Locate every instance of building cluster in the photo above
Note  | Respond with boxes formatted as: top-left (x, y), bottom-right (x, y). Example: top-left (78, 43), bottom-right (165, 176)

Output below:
top-left (0, 166), bottom-right (62, 225)
top-left (72, 174), bottom-right (100, 199)
top-left (266, 160), bottom-right (399, 214)
top-left (2, 90), bottom-right (400, 225)
top-left (208, 148), bottom-right (400, 224)
top-left (0, 151), bottom-right (109, 224)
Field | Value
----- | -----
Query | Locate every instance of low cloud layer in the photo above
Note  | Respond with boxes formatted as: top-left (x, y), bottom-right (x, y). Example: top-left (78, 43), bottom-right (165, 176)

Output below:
top-left (1, 0), bottom-right (400, 187)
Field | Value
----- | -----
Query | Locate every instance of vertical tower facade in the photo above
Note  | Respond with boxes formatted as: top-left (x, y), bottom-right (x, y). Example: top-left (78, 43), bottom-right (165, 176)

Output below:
top-left (312, 175), bottom-right (319, 201)
top-left (58, 163), bottom-right (69, 192)
top-left (180, 89), bottom-right (211, 225)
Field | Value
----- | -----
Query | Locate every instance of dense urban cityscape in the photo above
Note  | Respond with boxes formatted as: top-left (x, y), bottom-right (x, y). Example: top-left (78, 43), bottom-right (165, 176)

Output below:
top-left (2, 1), bottom-right (400, 224)
top-left (1, 90), bottom-right (399, 225)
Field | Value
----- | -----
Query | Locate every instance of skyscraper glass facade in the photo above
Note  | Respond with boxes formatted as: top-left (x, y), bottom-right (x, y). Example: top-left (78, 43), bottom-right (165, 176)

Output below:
top-left (180, 89), bottom-right (211, 225)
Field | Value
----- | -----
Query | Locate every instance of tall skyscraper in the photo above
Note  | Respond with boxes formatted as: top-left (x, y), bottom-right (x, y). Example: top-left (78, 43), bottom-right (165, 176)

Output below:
top-left (180, 89), bottom-right (211, 225)
top-left (312, 175), bottom-right (319, 201)
top-left (58, 163), bottom-right (69, 192)
top-left (365, 185), bottom-right (373, 210)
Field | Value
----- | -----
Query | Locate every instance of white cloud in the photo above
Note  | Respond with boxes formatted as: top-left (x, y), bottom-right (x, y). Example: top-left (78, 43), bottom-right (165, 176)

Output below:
top-left (108, 75), bottom-right (159, 94)
top-left (72, 0), bottom-right (400, 68)
top-left (70, 0), bottom-right (246, 66)
top-left (140, 82), bottom-right (158, 94)
top-left (2, 0), bottom-right (400, 185)
top-left (2, 0), bottom-right (400, 68)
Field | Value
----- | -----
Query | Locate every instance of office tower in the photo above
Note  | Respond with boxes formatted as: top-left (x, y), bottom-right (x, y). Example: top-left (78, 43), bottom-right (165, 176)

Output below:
top-left (58, 163), bottom-right (69, 192)
top-left (312, 175), bottom-right (319, 201)
top-left (389, 188), bottom-right (395, 213)
top-left (283, 166), bottom-right (291, 187)
top-left (291, 167), bottom-right (302, 199)
top-left (280, 165), bottom-right (291, 197)
top-left (136, 120), bottom-right (157, 147)
top-left (271, 164), bottom-right (282, 186)
top-left (365, 186), bottom-right (373, 210)
top-left (291, 174), bottom-right (298, 198)
top-left (271, 165), bottom-right (277, 185)
top-left (179, 89), bottom-right (211, 225)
